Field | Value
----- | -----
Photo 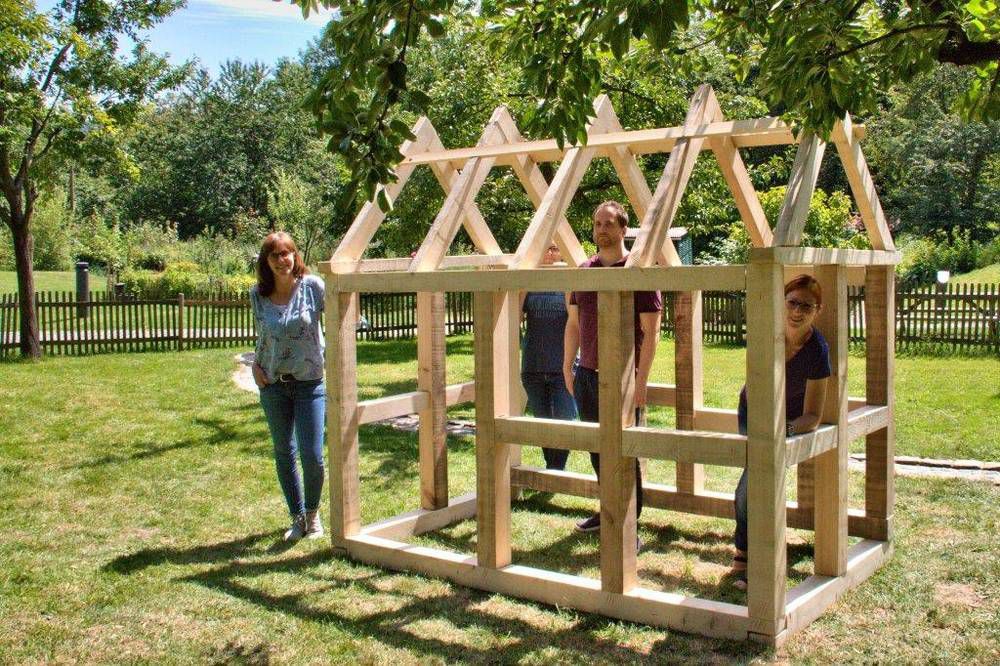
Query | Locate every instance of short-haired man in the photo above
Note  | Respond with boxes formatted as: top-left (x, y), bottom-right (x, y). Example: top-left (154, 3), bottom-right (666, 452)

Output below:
top-left (563, 201), bottom-right (663, 534)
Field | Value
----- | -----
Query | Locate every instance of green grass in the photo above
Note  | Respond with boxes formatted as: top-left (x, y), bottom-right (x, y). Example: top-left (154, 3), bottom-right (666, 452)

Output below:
top-left (954, 263), bottom-right (1000, 284)
top-left (0, 269), bottom-right (106, 295)
top-left (1, 342), bottom-right (998, 663)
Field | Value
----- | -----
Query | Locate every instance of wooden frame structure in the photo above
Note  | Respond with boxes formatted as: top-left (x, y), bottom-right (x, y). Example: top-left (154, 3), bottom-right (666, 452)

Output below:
top-left (319, 85), bottom-right (898, 645)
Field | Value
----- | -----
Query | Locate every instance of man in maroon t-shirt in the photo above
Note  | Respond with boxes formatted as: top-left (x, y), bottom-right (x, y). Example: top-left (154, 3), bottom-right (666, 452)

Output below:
top-left (563, 201), bottom-right (663, 534)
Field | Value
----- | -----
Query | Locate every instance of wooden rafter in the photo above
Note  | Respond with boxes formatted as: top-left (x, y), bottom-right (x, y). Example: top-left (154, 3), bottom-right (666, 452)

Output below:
top-left (772, 132), bottom-right (826, 247)
top-left (832, 114), bottom-right (895, 251)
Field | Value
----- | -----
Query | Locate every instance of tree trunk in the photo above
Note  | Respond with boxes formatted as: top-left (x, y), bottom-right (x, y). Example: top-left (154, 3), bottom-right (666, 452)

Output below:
top-left (10, 218), bottom-right (40, 358)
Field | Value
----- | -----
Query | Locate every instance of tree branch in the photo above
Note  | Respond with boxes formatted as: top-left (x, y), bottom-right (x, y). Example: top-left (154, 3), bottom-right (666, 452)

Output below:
top-left (938, 34), bottom-right (1000, 66)
top-left (35, 129), bottom-right (62, 162)
top-left (39, 44), bottom-right (72, 95)
top-left (828, 22), bottom-right (952, 60)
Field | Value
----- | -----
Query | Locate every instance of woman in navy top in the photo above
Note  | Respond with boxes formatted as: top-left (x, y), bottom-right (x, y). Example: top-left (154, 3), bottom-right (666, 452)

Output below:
top-left (732, 274), bottom-right (831, 588)
top-left (250, 232), bottom-right (326, 541)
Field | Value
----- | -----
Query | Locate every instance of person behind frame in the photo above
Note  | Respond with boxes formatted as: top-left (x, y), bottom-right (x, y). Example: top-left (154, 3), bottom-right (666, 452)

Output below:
top-left (732, 274), bottom-right (831, 589)
top-left (250, 232), bottom-right (327, 541)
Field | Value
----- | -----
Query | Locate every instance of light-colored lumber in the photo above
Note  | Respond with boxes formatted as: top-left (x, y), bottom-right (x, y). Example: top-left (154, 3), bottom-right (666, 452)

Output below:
top-left (752, 247), bottom-right (901, 266)
top-left (646, 382), bottom-right (677, 407)
top-left (445, 381), bottom-right (476, 405)
top-left (410, 115), bottom-right (506, 272)
top-left (361, 492), bottom-right (477, 541)
top-left (784, 264), bottom-right (868, 287)
top-left (513, 96), bottom-right (616, 268)
top-left (325, 264), bottom-right (747, 294)
top-left (864, 265), bottom-right (895, 541)
top-left (745, 258), bottom-right (788, 638)
top-left (673, 290), bottom-right (706, 492)
top-left (597, 291), bottom-right (638, 594)
top-left (627, 85), bottom-right (713, 268)
top-left (474, 291), bottom-right (512, 568)
top-left (785, 426), bottom-right (839, 466)
top-left (693, 407), bottom-right (740, 433)
top-left (846, 405), bottom-right (890, 441)
top-left (494, 416), bottom-right (600, 453)
top-left (621, 427), bottom-right (746, 466)
top-left (492, 107), bottom-right (588, 266)
top-left (832, 114), bottom-right (895, 251)
top-left (327, 291), bottom-right (361, 549)
top-left (357, 390), bottom-right (429, 425)
top-left (812, 265), bottom-right (848, 576)
top-left (328, 254), bottom-right (513, 274)
top-left (772, 133), bottom-right (826, 247)
top-left (417, 292), bottom-right (448, 510)
top-left (345, 534), bottom-right (750, 640)
top-left (331, 118), bottom-right (437, 264)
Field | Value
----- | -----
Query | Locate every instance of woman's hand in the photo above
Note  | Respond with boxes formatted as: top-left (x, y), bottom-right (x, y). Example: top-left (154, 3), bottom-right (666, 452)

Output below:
top-left (252, 362), bottom-right (269, 389)
top-left (563, 365), bottom-right (575, 398)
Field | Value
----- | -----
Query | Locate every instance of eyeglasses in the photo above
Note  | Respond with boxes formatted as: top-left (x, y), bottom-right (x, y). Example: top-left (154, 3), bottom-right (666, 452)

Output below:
top-left (785, 299), bottom-right (819, 314)
top-left (545, 246), bottom-right (559, 252)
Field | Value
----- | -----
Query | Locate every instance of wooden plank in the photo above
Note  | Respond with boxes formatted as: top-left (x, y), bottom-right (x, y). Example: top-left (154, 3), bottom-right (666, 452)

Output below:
top-left (492, 107), bottom-right (588, 266)
top-left (346, 534), bottom-right (750, 640)
top-left (417, 292), bottom-right (448, 510)
top-left (621, 427), bottom-right (746, 466)
top-left (474, 291), bottom-right (511, 568)
top-left (864, 266), bottom-right (895, 541)
top-left (832, 115), bottom-right (895, 251)
top-left (512, 96), bottom-right (616, 269)
top-left (493, 416), bottom-right (600, 453)
top-left (693, 407), bottom-right (740, 433)
top-left (357, 390), bottom-right (429, 425)
top-left (813, 265), bottom-right (848, 577)
top-left (772, 133), bottom-right (826, 247)
top-left (445, 381), bottom-right (476, 405)
top-left (410, 116), bottom-right (507, 272)
top-left (674, 290), bottom-right (705, 492)
top-left (785, 426), bottom-right (839, 466)
top-left (323, 264), bottom-right (748, 294)
top-left (361, 492), bottom-right (477, 541)
top-left (329, 254), bottom-right (512, 275)
top-left (332, 117), bottom-right (437, 264)
top-left (626, 84), bottom-right (713, 268)
top-left (745, 258), bottom-right (787, 638)
top-left (753, 247), bottom-right (901, 266)
top-left (845, 407), bottom-right (890, 447)
top-left (597, 291), bottom-right (638, 594)
top-left (646, 382), bottom-right (677, 407)
top-left (327, 290), bottom-right (361, 549)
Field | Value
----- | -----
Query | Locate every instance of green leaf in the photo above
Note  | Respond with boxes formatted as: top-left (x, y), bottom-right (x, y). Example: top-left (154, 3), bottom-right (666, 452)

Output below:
top-left (425, 17), bottom-right (446, 38)
top-left (387, 61), bottom-right (408, 89)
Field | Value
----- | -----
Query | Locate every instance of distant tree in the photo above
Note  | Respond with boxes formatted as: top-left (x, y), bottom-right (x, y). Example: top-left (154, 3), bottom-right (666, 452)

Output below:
top-left (0, 0), bottom-right (186, 357)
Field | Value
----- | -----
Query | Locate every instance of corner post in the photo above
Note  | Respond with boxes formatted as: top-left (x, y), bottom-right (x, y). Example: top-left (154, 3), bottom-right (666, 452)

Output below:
top-left (598, 291), bottom-right (638, 594)
top-left (474, 291), bottom-right (512, 568)
top-left (813, 265), bottom-right (848, 575)
top-left (328, 290), bottom-right (360, 550)
top-left (746, 257), bottom-right (787, 639)
top-left (417, 291), bottom-right (448, 509)
top-left (864, 266), bottom-right (895, 540)
top-left (674, 290), bottom-right (705, 492)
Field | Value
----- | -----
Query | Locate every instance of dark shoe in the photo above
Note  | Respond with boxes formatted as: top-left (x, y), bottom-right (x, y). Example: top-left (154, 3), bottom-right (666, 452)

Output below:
top-left (576, 513), bottom-right (601, 532)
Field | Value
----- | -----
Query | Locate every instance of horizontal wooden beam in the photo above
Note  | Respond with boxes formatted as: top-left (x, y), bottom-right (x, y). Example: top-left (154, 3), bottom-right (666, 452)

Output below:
top-left (329, 254), bottom-right (513, 274)
top-left (785, 425), bottom-right (839, 466)
top-left (494, 416), bottom-right (600, 453)
top-left (622, 427), bottom-right (746, 467)
top-left (693, 407), bottom-right (739, 433)
top-left (321, 265), bottom-right (747, 294)
top-left (446, 381), bottom-right (476, 406)
top-left (360, 492), bottom-right (477, 541)
top-left (398, 118), bottom-right (866, 169)
top-left (346, 533), bottom-right (750, 640)
top-left (753, 247), bottom-right (901, 267)
top-left (357, 382), bottom-right (475, 425)
top-left (646, 383), bottom-right (677, 406)
top-left (846, 405), bottom-right (890, 442)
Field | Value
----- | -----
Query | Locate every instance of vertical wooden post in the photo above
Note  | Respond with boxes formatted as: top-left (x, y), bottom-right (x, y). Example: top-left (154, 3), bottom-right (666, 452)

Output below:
top-left (497, 291), bottom-right (523, 482)
top-left (865, 266), bottom-right (895, 541)
top-left (745, 259), bottom-right (787, 639)
top-left (177, 293), bottom-right (185, 351)
top-left (417, 291), bottom-right (448, 509)
top-left (598, 291), bottom-right (638, 594)
top-left (328, 290), bottom-right (360, 550)
top-left (813, 265), bottom-right (848, 576)
top-left (474, 291), bottom-right (512, 569)
top-left (674, 290), bottom-right (705, 492)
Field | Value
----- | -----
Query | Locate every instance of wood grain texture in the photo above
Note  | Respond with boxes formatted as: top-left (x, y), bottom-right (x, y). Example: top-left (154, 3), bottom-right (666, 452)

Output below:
top-left (327, 291), bottom-right (360, 548)
top-left (417, 292), bottom-right (448, 509)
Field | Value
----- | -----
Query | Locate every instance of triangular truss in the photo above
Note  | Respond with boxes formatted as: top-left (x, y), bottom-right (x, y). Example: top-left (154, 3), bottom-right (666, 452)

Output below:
top-left (328, 84), bottom-right (895, 275)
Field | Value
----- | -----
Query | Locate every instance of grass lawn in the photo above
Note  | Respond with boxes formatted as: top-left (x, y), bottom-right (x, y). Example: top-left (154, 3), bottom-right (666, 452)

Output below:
top-left (1, 341), bottom-right (998, 663)
top-left (953, 263), bottom-right (1000, 284)
top-left (0, 269), bottom-right (106, 295)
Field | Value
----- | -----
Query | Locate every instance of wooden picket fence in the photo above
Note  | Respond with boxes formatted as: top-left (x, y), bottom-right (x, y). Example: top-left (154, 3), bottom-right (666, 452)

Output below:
top-left (2, 284), bottom-right (997, 359)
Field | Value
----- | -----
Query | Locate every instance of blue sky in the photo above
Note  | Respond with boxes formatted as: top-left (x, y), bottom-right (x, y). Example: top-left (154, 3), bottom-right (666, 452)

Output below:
top-left (41, 0), bottom-right (333, 75)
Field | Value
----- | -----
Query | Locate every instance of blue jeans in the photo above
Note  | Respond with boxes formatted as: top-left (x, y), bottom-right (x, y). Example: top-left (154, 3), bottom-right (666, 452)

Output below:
top-left (522, 371), bottom-right (578, 470)
top-left (734, 420), bottom-right (749, 552)
top-left (573, 367), bottom-right (644, 517)
top-left (259, 379), bottom-right (326, 517)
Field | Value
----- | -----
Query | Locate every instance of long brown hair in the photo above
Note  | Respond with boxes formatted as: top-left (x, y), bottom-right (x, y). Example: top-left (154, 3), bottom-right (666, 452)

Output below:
top-left (256, 232), bottom-right (308, 297)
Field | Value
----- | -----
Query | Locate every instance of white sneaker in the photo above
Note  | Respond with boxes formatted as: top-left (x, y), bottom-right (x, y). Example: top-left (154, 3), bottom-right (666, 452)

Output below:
top-left (305, 511), bottom-right (324, 539)
top-left (284, 514), bottom-right (307, 541)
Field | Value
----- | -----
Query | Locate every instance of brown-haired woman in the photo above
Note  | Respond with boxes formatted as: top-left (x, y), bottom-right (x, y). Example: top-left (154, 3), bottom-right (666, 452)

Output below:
top-left (732, 274), bottom-right (830, 588)
top-left (250, 232), bottom-right (326, 540)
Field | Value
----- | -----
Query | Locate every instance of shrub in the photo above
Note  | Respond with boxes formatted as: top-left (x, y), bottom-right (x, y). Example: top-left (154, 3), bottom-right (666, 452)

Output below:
top-left (896, 229), bottom-right (985, 286)
top-left (120, 262), bottom-right (256, 299)
top-left (74, 213), bottom-right (125, 272)
top-left (122, 222), bottom-right (182, 271)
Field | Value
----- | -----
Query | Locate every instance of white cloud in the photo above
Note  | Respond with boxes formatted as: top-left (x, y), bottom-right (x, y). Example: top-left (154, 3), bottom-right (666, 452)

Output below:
top-left (195, 0), bottom-right (333, 26)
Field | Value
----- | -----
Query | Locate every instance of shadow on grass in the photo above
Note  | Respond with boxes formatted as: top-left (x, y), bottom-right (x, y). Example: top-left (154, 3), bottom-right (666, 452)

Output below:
top-left (105, 531), bottom-right (767, 663)
top-left (359, 425), bottom-right (473, 491)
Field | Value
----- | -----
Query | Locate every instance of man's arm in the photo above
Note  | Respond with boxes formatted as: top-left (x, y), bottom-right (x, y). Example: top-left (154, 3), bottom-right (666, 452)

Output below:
top-left (563, 303), bottom-right (580, 397)
top-left (635, 311), bottom-right (662, 407)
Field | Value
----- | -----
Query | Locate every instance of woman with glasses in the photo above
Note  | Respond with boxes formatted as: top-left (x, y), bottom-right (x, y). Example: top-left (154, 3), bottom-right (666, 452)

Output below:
top-left (732, 274), bottom-right (830, 589)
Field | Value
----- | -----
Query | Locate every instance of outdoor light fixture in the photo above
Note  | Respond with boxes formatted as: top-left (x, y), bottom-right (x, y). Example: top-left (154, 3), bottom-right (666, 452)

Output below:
top-left (937, 270), bottom-right (951, 284)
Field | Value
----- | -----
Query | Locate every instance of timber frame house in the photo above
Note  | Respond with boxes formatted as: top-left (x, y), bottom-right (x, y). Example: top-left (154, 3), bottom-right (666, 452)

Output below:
top-left (319, 84), bottom-right (898, 645)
